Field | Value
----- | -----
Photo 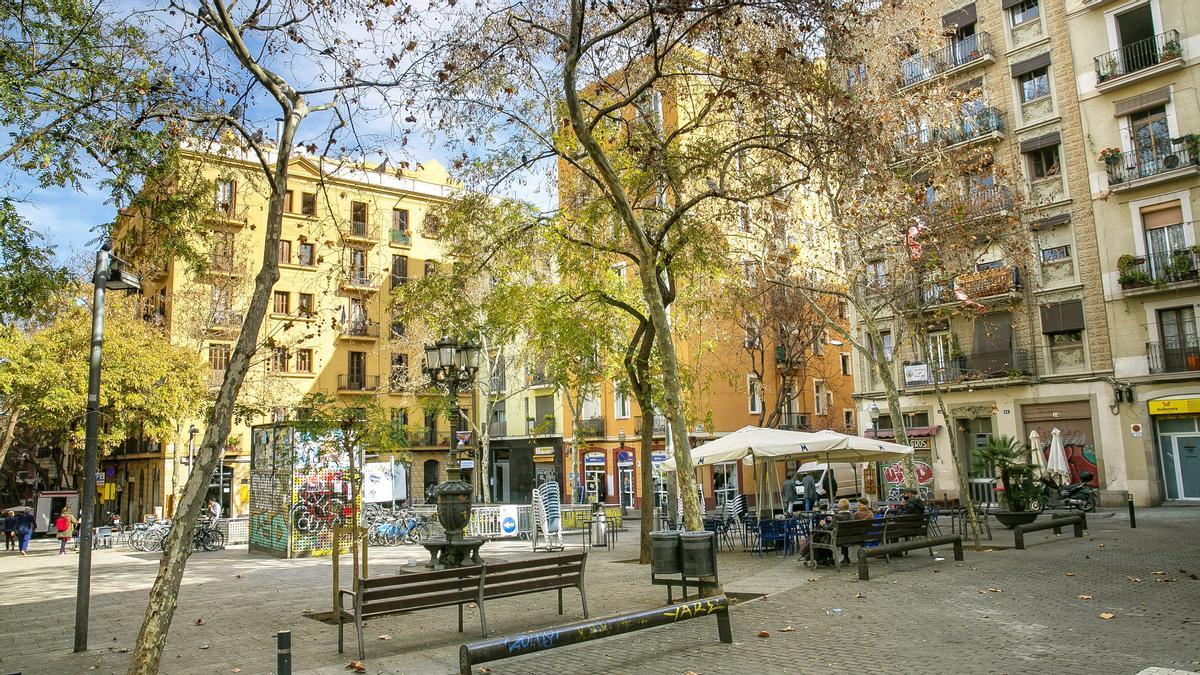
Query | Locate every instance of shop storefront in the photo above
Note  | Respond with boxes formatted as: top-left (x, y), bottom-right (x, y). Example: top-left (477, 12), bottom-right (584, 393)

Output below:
top-left (1148, 398), bottom-right (1200, 501)
top-left (1022, 401), bottom-right (1100, 488)
top-left (616, 449), bottom-right (635, 507)
top-left (582, 450), bottom-right (608, 503)
top-left (488, 439), bottom-right (563, 505)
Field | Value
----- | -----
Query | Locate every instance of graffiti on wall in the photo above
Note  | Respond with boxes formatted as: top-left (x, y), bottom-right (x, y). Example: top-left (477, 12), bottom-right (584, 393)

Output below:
top-left (1029, 426), bottom-right (1099, 487)
top-left (880, 453), bottom-right (935, 501)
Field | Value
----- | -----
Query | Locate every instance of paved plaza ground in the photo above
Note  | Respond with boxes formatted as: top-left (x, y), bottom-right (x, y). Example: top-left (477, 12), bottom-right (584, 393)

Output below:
top-left (0, 508), bottom-right (1197, 675)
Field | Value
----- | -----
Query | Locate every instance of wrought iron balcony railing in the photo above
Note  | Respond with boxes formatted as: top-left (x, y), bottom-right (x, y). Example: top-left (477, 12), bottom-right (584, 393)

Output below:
top-left (1147, 338), bottom-right (1200, 374)
top-left (337, 374), bottom-right (379, 391)
top-left (903, 348), bottom-right (1029, 386)
top-left (339, 320), bottom-right (380, 339)
top-left (1095, 30), bottom-right (1182, 83)
top-left (1105, 137), bottom-right (1198, 186)
top-left (899, 32), bottom-right (995, 88)
top-left (389, 229), bottom-right (412, 246)
top-left (1118, 244), bottom-right (1200, 289)
top-left (576, 417), bottom-right (605, 437)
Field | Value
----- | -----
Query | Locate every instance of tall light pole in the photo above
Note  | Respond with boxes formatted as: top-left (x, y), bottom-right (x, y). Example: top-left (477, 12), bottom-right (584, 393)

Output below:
top-left (75, 242), bottom-right (139, 653)
top-left (187, 425), bottom-right (198, 478)
top-left (868, 402), bottom-right (880, 437)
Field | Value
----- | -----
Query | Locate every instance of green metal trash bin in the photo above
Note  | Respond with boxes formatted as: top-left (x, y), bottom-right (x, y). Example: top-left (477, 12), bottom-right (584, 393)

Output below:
top-left (680, 530), bottom-right (716, 577)
top-left (650, 530), bottom-right (682, 574)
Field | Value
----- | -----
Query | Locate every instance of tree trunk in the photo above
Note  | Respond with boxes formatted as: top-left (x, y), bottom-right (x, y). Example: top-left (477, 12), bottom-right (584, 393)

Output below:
top-left (126, 114), bottom-right (298, 674)
top-left (0, 408), bottom-right (20, 469)
top-left (624, 324), bottom-right (656, 564)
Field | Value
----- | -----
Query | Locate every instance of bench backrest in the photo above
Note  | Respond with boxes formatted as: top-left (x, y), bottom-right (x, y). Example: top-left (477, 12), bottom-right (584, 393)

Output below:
top-left (830, 518), bottom-right (884, 545)
top-left (882, 514), bottom-right (928, 540)
top-left (481, 551), bottom-right (586, 599)
top-left (358, 566), bottom-right (484, 615)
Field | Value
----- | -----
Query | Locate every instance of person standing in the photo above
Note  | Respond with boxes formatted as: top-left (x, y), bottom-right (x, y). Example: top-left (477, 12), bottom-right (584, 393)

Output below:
top-left (55, 507), bottom-right (78, 555)
top-left (801, 472), bottom-right (817, 512)
top-left (206, 498), bottom-right (222, 521)
top-left (15, 509), bottom-right (34, 556)
top-left (3, 511), bottom-right (15, 551)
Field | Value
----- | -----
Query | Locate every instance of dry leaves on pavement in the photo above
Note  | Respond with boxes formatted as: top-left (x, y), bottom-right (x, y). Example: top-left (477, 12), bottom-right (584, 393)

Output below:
top-left (1153, 570), bottom-right (1166, 576)
top-left (780, 626), bottom-right (796, 632)
top-left (347, 661), bottom-right (367, 672)
top-left (377, 635), bottom-right (392, 640)
top-left (1128, 576), bottom-right (1142, 582)
top-left (199, 645), bottom-right (210, 650)
top-left (757, 631), bottom-right (770, 638)
top-left (1077, 595), bottom-right (1092, 601)
top-left (1064, 572), bottom-right (1075, 576)
top-left (194, 618), bottom-right (205, 625)
top-left (1099, 612), bottom-right (1115, 620)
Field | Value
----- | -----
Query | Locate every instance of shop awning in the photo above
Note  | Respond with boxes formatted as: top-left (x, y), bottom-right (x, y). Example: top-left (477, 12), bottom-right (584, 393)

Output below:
top-left (865, 425), bottom-right (941, 439)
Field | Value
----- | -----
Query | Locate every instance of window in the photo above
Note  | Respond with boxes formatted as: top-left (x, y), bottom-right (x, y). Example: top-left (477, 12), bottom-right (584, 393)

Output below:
top-left (301, 192), bottom-right (317, 216)
top-left (866, 260), bottom-right (888, 288)
top-left (298, 293), bottom-right (314, 316)
top-left (879, 331), bottom-right (894, 360)
top-left (211, 231), bottom-right (235, 270)
top-left (278, 239), bottom-right (292, 264)
top-left (1009, 0), bottom-right (1039, 26)
top-left (840, 353), bottom-right (852, 375)
top-left (748, 375), bottom-right (763, 414)
top-left (391, 320), bottom-right (405, 339)
top-left (390, 353), bottom-right (409, 387)
top-left (351, 201), bottom-right (368, 227)
top-left (283, 191), bottom-right (294, 213)
top-left (1026, 146), bottom-right (1060, 179)
top-left (976, 259), bottom-right (1004, 272)
top-left (743, 315), bottom-right (761, 348)
top-left (1018, 67), bottom-right (1050, 103)
top-left (215, 179), bottom-right (236, 214)
top-left (391, 255), bottom-right (408, 287)
top-left (814, 330), bottom-right (827, 355)
top-left (843, 409), bottom-right (854, 430)
top-left (294, 242), bottom-right (313, 267)
top-left (713, 463), bottom-right (738, 507)
top-left (846, 63), bottom-right (867, 92)
top-left (614, 385), bottom-right (631, 419)
top-left (273, 290), bottom-right (290, 315)
top-left (1158, 307), bottom-right (1197, 372)
top-left (814, 380), bottom-right (828, 416)
top-left (1041, 244), bottom-right (1071, 263)
top-left (392, 208), bottom-right (409, 233)
top-left (424, 260), bottom-right (438, 277)
top-left (271, 347), bottom-right (289, 372)
top-left (295, 349), bottom-right (313, 373)
top-left (1130, 105), bottom-right (1170, 166)
top-left (208, 344), bottom-right (231, 371)
top-left (581, 388), bottom-right (602, 419)
top-left (837, 300), bottom-right (849, 320)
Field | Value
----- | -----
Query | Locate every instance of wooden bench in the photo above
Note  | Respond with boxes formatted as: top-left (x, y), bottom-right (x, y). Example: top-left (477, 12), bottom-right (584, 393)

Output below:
top-left (857, 533), bottom-right (963, 580)
top-left (338, 551), bottom-right (588, 659)
top-left (809, 518), bottom-right (885, 571)
top-left (1013, 514), bottom-right (1086, 550)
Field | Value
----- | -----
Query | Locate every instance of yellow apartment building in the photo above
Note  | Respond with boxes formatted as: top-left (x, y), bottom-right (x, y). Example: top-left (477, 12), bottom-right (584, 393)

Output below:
top-left (110, 146), bottom-right (471, 520)
top-left (1064, 0), bottom-right (1200, 502)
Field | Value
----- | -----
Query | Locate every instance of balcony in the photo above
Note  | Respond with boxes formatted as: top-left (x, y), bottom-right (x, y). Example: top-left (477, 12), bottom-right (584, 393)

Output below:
top-left (1118, 245), bottom-right (1200, 293)
top-left (775, 345), bottom-right (801, 367)
top-left (893, 107), bottom-right (1005, 158)
top-left (527, 368), bottom-right (554, 388)
top-left (1105, 137), bottom-right (1199, 191)
top-left (411, 428), bottom-right (452, 447)
top-left (576, 417), bottom-right (605, 437)
top-left (338, 320), bottom-right (380, 340)
top-left (344, 221), bottom-right (379, 243)
top-left (1095, 30), bottom-right (1184, 91)
top-left (527, 415), bottom-right (557, 435)
top-left (899, 32), bottom-right (995, 89)
top-left (341, 271), bottom-right (381, 292)
top-left (1147, 338), bottom-right (1200, 374)
top-left (209, 310), bottom-right (244, 333)
top-left (918, 185), bottom-right (1013, 223)
top-left (337, 374), bottom-right (379, 392)
top-left (207, 254), bottom-right (242, 277)
top-left (958, 265), bottom-right (1021, 299)
top-left (777, 413), bottom-right (810, 431)
top-left (902, 349), bottom-right (1030, 387)
top-left (208, 203), bottom-right (248, 227)
top-left (389, 229), bottom-right (413, 247)
top-left (635, 414), bottom-right (668, 436)
top-left (488, 420), bottom-right (507, 437)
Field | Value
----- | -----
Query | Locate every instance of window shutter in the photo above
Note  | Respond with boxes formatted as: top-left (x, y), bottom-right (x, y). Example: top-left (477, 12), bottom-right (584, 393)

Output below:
top-left (1113, 87), bottom-right (1170, 117)
top-left (1140, 201), bottom-right (1183, 229)
top-left (1010, 52), bottom-right (1051, 78)
top-left (942, 3), bottom-right (977, 27)
top-left (972, 312), bottom-right (1012, 373)
top-left (1019, 132), bottom-right (1061, 153)
top-left (1001, 0), bottom-right (1025, 9)
top-left (1040, 300), bottom-right (1085, 334)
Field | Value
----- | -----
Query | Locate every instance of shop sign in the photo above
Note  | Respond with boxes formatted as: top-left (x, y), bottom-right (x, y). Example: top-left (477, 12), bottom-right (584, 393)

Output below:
top-left (1148, 398), bottom-right (1200, 415)
top-left (459, 459), bottom-right (475, 469)
top-left (584, 452), bottom-right (605, 466)
top-left (910, 438), bottom-right (931, 450)
top-left (617, 450), bottom-right (633, 465)
top-left (651, 452), bottom-right (668, 463)
top-left (533, 446), bottom-right (556, 463)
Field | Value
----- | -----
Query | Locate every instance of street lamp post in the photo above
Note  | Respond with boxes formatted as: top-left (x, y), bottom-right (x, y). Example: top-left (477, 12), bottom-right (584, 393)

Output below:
top-left (420, 337), bottom-right (481, 568)
top-left (75, 242), bottom-right (139, 653)
top-left (868, 402), bottom-right (880, 437)
top-left (187, 425), bottom-right (198, 478)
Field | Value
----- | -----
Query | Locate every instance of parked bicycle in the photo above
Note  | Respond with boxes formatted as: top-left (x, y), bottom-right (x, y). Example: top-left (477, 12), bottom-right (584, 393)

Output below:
top-left (193, 518), bottom-right (227, 552)
top-left (366, 509), bottom-right (434, 546)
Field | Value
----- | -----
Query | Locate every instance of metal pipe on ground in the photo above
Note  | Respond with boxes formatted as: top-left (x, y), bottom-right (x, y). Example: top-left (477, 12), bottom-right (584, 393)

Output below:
top-left (459, 595), bottom-right (734, 675)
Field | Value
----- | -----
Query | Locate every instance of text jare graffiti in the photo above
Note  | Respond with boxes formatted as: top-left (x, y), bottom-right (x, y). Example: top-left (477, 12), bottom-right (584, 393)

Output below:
top-left (663, 598), bottom-right (723, 622)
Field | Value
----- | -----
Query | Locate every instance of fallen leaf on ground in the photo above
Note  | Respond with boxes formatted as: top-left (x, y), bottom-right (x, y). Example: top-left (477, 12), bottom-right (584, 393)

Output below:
top-left (987, 588), bottom-right (1002, 593)
top-left (377, 635), bottom-right (392, 640)
top-left (757, 631), bottom-right (770, 638)
top-left (347, 661), bottom-right (367, 673)
top-left (1154, 578), bottom-right (1175, 583)
top-left (780, 626), bottom-right (796, 632)
top-left (1065, 572), bottom-right (1075, 576)
top-left (234, 574), bottom-right (242, 579)
top-left (684, 672), bottom-right (700, 675)
top-left (478, 669), bottom-right (491, 674)
top-left (854, 593), bottom-right (865, 599)
top-left (1077, 595), bottom-right (1092, 600)
top-left (1097, 544), bottom-right (1105, 548)
top-left (232, 669), bottom-right (242, 673)
top-left (194, 618), bottom-right (205, 625)
top-left (302, 608), bottom-right (314, 613)
top-left (199, 645), bottom-right (210, 650)
top-left (1128, 577), bottom-right (1142, 582)
top-left (1099, 612), bottom-right (1115, 620)
top-left (117, 648), bottom-right (129, 653)
top-left (932, 569), bottom-right (940, 573)
top-left (807, 578), bottom-right (818, 582)
top-left (1153, 571), bottom-right (1166, 575)
top-left (467, 602), bottom-right (478, 608)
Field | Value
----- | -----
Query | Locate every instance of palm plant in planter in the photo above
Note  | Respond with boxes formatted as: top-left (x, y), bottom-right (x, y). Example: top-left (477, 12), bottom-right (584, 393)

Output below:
top-left (978, 435), bottom-right (1042, 528)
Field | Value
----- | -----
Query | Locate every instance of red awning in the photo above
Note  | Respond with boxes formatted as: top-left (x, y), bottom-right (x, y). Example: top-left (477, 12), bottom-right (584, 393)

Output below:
top-left (865, 425), bottom-right (940, 439)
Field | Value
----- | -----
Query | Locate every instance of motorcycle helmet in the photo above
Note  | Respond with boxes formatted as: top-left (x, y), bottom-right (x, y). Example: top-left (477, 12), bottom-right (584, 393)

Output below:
top-left (1078, 470), bottom-right (1094, 484)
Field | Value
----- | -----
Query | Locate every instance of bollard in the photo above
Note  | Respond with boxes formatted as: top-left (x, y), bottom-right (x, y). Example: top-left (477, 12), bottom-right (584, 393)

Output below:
top-left (1127, 493), bottom-right (1136, 529)
top-left (277, 630), bottom-right (292, 675)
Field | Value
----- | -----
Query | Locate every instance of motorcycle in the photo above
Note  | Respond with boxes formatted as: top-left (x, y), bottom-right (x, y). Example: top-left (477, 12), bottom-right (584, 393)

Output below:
top-left (1030, 470), bottom-right (1096, 513)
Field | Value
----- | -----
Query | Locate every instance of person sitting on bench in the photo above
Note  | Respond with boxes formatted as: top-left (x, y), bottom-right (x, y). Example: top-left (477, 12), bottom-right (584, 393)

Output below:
top-left (898, 489), bottom-right (926, 516)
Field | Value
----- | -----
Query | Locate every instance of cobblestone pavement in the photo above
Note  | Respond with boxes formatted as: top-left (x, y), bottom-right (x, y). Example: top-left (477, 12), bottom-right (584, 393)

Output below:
top-left (0, 509), bottom-right (1197, 675)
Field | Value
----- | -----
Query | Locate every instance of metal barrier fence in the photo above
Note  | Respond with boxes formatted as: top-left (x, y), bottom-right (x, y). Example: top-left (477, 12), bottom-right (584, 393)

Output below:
top-left (405, 504), bottom-right (623, 540)
top-left (220, 517), bottom-right (249, 545)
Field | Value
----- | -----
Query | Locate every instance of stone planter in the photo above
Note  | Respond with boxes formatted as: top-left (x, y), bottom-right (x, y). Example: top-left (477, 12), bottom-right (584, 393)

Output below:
top-left (993, 510), bottom-right (1039, 529)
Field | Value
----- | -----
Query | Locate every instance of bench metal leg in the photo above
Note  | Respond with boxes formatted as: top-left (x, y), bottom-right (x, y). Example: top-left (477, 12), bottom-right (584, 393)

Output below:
top-left (458, 603), bottom-right (464, 632)
top-left (337, 612), bottom-right (344, 654)
top-left (1014, 528), bottom-right (1026, 550)
top-left (953, 537), bottom-right (964, 561)
top-left (558, 588), bottom-right (563, 615)
top-left (579, 583), bottom-right (590, 619)
top-left (479, 599), bottom-right (489, 637)
top-left (355, 611), bottom-right (366, 660)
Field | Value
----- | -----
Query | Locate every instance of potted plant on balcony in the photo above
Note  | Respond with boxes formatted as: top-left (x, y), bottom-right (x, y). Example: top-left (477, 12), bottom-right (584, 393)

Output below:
top-left (1179, 134), bottom-right (1200, 165)
top-left (1097, 147), bottom-right (1122, 165)
top-left (1166, 249), bottom-right (1197, 282)
top-left (1097, 54), bottom-right (1118, 82)
top-left (978, 435), bottom-right (1041, 528)
top-left (1161, 39), bottom-right (1183, 60)
top-left (1117, 254), bottom-right (1152, 289)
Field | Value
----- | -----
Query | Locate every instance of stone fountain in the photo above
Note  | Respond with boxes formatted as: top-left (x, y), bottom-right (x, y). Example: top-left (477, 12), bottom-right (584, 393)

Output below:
top-left (421, 467), bottom-right (485, 568)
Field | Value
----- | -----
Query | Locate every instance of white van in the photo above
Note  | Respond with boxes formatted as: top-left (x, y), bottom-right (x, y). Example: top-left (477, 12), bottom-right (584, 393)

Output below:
top-left (794, 462), bottom-right (863, 501)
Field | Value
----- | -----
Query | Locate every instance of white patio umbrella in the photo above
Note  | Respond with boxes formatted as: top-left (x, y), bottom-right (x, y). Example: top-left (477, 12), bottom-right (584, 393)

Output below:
top-left (1029, 429), bottom-right (1047, 477)
top-left (1046, 427), bottom-right (1071, 485)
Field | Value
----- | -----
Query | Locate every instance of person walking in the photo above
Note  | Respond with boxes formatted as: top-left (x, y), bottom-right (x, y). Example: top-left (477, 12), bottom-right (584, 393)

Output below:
top-left (55, 507), bottom-right (78, 555)
top-left (3, 510), bottom-right (15, 551)
top-left (800, 472), bottom-right (817, 512)
top-left (15, 509), bottom-right (34, 556)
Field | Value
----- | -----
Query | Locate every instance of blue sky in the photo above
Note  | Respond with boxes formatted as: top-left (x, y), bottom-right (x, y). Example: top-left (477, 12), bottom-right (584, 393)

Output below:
top-left (10, 176), bottom-right (112, 265)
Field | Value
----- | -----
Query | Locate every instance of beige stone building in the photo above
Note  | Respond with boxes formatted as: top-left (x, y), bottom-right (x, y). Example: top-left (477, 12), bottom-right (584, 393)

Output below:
top-left (1064, 0), bottom-right (1199, 502)
top-left (109, 148), bottom-right (469, 520)
top-left (849, 0), bottom-right (1153, 505)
